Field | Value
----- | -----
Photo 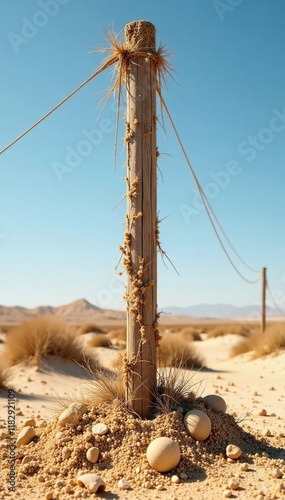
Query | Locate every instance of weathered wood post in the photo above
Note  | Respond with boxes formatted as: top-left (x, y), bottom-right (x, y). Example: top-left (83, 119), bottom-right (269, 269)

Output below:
top-left (124, 20), bottom-right (158, 418)
top-left (261, 267), bottom-right (267, 332)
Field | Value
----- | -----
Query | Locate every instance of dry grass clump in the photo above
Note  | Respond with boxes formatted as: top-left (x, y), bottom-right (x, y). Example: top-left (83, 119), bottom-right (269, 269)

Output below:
top-left (0, 355), bottom-right (10, 390)
top-left (158, 333), bottom-right (205, 369)
top-left (0, 324), bottom-right (16, 334)
top-left (4, 316), bottom-right (92, 367)
top-left (231, 322), bottom-right (285, 358)
top-left (153, 367), bottom-right (199, 415)
top-left (179, 326), bottom-right (202, 341)
top-left (207, 323), bottom-right (254, 339)
top-left (78, 323), bottom-right (105, 335)
top-left (76, 368), bottom-right (125, 408)
top-left (87, 334), bottom-right (111, 348)
top-left (108, 326), bottom-right (126, 347)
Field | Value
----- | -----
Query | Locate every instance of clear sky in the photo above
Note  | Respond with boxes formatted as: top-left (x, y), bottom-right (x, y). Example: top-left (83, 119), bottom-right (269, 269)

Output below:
top-left (0, 0), bottom-right (284, 313)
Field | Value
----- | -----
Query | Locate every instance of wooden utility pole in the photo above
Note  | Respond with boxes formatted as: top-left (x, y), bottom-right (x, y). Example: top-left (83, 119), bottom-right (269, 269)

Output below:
top-left (124, 20), bottom-right (157, 418)
top-left (261, 267), bottom-right (267, 332)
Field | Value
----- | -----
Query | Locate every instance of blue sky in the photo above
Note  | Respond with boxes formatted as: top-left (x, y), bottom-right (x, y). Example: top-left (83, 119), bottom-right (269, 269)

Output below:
top-left (0, 0), bottom-right (284, 312)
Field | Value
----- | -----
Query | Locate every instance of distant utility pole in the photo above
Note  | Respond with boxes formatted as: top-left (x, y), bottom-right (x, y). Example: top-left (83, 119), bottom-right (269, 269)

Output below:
top-left (261, 267), bottom-right (267, 332)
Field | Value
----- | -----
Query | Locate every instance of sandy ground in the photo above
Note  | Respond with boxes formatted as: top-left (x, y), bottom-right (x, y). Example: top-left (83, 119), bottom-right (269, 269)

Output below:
top-left (0, 333), bottom-right (284, 499)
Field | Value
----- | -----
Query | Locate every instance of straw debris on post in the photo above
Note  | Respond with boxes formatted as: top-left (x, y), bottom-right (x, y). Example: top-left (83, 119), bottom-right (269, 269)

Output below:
top-left (123, 20), bottom-right (158, 418)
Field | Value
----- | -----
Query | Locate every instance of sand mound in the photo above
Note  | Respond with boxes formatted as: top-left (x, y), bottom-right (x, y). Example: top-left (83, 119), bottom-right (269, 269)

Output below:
top-left (1, 395), bottom-right (284, 500)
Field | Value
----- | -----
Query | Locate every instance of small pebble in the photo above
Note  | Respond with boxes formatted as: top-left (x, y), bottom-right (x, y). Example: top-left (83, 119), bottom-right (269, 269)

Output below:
top-left (118, 478), bottom-right (130, 490)
top-left (16, 426), bottom-right (36, 446)
top-left (258, 409), bottom-right (267, 416)
top-left (272, 469), bottom-right (283, 479)
top-left (223, 489), bottom-right (233, 498)
top-left (171, 475), bottom-right (180, 484)
top-left (77, 473), bottom-right (106, 493)
top-left (45, 493), bottom-right (53, 500)
top-left (91, 423), bottom-right (109, 436)
top-left (24, 418), bottom-right (36, 427)
top-left (58, 403), bottom-right (87, 426)
top-left (240, 463), bottom-right (249, 471)
top-left (86, 447), bottom-right (99, 464)
top-left (144, 481), bottom-right (153, 489)
top-left (55, 480), bottom-right (66, 488)
top-left (22, 455), bottom-right (34, 464)
top-left (228, 478), bottom-right (239, 490)
top-left (226, 444), bottom-right (242, 459)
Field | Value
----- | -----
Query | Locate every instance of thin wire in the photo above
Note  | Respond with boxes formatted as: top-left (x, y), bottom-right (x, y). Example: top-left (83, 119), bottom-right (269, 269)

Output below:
top-left (266, 281), bottom-right (285, 319)
top-left (157, 87), bottom-right (260, 285)
top-left (0, 46), bottom-right (260, 285)
top-left (0, 59), bottom-right (117, 156)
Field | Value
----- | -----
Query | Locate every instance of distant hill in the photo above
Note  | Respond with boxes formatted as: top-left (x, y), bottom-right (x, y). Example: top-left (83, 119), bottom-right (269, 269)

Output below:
top-left (0, 299), bottom-right (282, 325)
top-left (162, 303), bottom-right (281, 319)
top-left (0, 299), bottom-right (125, 325)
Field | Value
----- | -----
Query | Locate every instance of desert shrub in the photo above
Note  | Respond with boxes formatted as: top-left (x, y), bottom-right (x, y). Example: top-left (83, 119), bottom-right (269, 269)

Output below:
top-left (158, 333), bottom-right (205, 369)
top-left (0, 355), bottom-right (10, 390)
top-left (0, 324), bottom-right (16, 334)
top-left (87, 334), bottom-right (111, 348)
top-left (78, 323), bottom-right (105, 335)
top-left (231, 322), bottom-right (285, 358)
top-left (207, 323), bottom-right (253, 339)
top-left (179, 326), bottom-right (202, 341)
top-left (4, 316), bottom-right (93, 367)
top-left (108, 327), bottom-right (126, 348)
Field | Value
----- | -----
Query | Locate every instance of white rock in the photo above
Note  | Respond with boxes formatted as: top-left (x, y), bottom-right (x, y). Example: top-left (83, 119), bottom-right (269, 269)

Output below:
top-left (228, 478), bottom-right (239, 490)
top-left (171, 475), bottom-right (180, 483)
top-left (226, 444), bottom-right (242, 460)
top-left (223, 489), bottom-right (232, 498)
top-left (91, 423), bottom-right (109, 436)
top-left (203, 394), bottom-right (227, 413)
top-left (146, 437), bottom-right (180, 472)
top-left (16, 426), bottom-right (36, 446)
top-left (77, 473), bottom-right (106, 493)
top-left (118, 478), bottom-right (130, 490)
top-left (86, 447), bottom-right (99, 464)
top-left (58, 403), bottom-right (87, 426)
top-left (55, 431), bottom-right (64, 440)
top-left (184, 409), bottom-right (211, 441)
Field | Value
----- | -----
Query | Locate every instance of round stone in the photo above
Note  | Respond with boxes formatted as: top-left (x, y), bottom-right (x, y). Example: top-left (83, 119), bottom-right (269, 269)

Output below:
top-left (184, 409), bottom-right (211, 441)
top-left (146, 437), bottom-right (180, 472)
top-left (226, 444), bottom-right (242, 459)
top-left (203, 394), bottom-right (227, 413)
top-left (86, 447), bottom-right (99, 464)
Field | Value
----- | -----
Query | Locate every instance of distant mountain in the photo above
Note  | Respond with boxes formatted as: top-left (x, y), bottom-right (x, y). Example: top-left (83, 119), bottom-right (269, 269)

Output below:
top-left (0, 299), bottom-right (282, 325)
top-left (0, 299), bottom-right (125, 325)
top-left (162, 303), bottom-right (281, 319)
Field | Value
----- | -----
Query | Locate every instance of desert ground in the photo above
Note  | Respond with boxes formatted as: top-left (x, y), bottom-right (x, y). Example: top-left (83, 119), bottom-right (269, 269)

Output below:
top-left (0, 314), bottom-right (284, 500)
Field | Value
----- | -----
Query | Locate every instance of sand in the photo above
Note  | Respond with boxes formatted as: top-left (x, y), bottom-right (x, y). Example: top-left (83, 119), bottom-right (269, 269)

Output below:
top-left (0, 332), bottom-right (284, 499)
